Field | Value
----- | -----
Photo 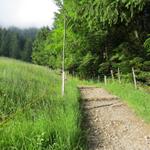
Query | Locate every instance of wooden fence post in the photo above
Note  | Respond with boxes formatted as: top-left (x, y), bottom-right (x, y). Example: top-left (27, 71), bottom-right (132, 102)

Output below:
top-left (72, 70), bottom-right (75, 76)
top-left (118, 68), bottom-right (121, 84)
top-left (98, 75), bottom-right (100, 82)
top-left (111, 70), bottom-right (114, 82)
top-left (92, 76), bottom-right (94, 81)
top-left (132, 67), bottom-right (137, 89)
top-left (104, 75), bottom-right (107, 85)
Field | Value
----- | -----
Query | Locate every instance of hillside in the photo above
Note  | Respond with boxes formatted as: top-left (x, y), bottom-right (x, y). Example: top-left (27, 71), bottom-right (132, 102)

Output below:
top-left (0, 57), bottom-right (84, 150)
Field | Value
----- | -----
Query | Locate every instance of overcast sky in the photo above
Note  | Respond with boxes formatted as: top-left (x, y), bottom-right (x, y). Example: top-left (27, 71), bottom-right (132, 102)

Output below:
top-left (0, 0), bottom-right (58, 28)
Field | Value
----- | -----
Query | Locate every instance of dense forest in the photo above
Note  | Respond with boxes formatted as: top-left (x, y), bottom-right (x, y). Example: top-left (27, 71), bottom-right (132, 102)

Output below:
top-left (32, 0), bottom-right (150, 85)
top-left (0, 27), bottom-right (38, 61)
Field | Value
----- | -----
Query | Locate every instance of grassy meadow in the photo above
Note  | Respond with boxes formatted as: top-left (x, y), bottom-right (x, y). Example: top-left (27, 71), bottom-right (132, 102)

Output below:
top-left (0, 57), bottom-right (85, 150)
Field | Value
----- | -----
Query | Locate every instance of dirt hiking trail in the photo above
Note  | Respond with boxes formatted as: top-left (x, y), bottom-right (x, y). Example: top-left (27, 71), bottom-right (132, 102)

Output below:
top-left (79, 86), bottom-right (150, 150)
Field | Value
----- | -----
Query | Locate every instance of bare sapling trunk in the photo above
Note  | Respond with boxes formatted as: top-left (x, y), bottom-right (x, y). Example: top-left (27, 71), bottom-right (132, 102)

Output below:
top-left (118, 68), bottom-right (121, 84)
top-left (104, 75), bottom-right (107, 85)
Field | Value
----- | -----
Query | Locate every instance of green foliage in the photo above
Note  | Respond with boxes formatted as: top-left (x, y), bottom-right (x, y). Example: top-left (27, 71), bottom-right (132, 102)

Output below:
top-left (77, 0), bottom-right (145, 29)
top-left (9, 32), bottom-right (20, 59)
top-left (32, 27), bottom-right (50, 65)
top-left (144, 36), bottom-right (150, 56)
top-left (32, 0), bottom-right (149, 84)
top-left (32, 27), bottom-right (62, 69)
top-left (142, 61), bottom-right (150, 71)
top-left (137, 71), bottom-right (150, 85)
top-left (0, 27), bottom-right (38, 62)
top-left (98, 62), bottom-right (110, 75)
top-left (21, 38), bottom-right (33, 61)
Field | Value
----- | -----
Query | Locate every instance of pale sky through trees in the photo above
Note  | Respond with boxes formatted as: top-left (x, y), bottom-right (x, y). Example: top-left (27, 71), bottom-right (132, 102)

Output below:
top-left (0, 0), bottom-right (58, 28)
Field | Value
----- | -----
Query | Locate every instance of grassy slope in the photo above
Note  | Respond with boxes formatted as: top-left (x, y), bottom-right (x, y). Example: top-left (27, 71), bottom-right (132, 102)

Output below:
top-left (0, 58), bottom-right (84, 150)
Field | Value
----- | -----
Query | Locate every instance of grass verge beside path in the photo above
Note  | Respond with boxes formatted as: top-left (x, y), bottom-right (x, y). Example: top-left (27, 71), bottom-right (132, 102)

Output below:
top-left (101, 81), bottom-right (150, 122)
top-left (0, 58), bottom-right (85, 150)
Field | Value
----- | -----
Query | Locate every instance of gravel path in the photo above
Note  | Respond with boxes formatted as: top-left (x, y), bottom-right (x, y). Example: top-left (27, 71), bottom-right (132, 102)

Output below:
top-left (79, 86), bottom-right (150, 150)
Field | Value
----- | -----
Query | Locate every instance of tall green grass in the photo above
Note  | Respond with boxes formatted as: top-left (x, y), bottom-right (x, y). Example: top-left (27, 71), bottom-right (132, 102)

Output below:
top-left (0, 58), bottom-right (84, 150)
